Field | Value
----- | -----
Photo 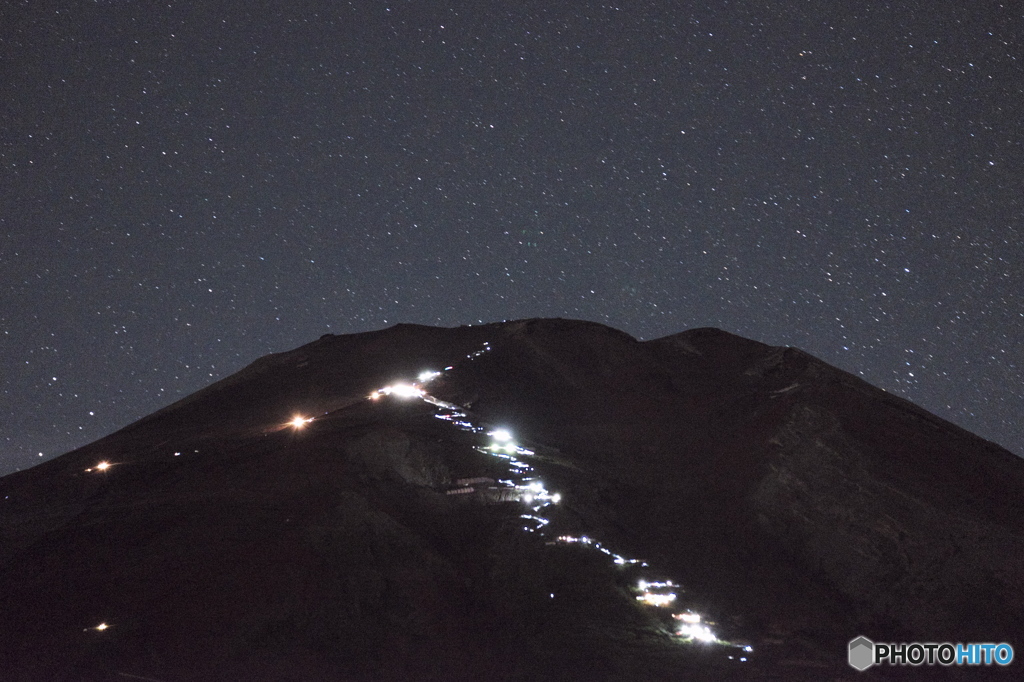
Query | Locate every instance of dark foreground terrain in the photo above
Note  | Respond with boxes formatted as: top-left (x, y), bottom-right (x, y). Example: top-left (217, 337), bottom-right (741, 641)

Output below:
top-left (2, 319), bottom-right (1021, 680)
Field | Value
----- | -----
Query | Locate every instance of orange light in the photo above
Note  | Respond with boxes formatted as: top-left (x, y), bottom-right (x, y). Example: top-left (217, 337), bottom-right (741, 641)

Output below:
top-left (289, 416), bottom-right (312, 429)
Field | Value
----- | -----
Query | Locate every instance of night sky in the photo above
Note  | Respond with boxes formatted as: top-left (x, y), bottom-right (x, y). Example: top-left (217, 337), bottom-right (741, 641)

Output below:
top-left (2, 1), bottom-right (1021, 475)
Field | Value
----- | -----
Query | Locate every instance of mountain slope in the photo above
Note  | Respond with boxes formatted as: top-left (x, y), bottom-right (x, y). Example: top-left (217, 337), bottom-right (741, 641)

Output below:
top-left (1, 319), bottom-right (1020, 680)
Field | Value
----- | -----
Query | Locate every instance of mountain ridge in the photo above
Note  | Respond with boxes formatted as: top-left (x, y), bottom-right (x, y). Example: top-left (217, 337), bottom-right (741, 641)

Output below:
top-left (1, 318), bottom-right (1020, 680)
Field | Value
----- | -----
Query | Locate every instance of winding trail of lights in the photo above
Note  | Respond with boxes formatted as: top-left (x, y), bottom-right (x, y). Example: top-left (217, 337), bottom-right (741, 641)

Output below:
top-left (77, 340), bottom-right (753, 658)
top-left (369, 342), bottom-right (754, 655)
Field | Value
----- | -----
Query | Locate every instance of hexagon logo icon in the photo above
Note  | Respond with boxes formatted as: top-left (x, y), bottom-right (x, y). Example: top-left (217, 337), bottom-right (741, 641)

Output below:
top-left (849, 636), bottom-right (875, 671)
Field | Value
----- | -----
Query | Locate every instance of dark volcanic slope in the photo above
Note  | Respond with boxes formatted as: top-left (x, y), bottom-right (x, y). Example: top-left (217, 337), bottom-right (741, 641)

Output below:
top-left (1, 319), bottom-right (1021, 681)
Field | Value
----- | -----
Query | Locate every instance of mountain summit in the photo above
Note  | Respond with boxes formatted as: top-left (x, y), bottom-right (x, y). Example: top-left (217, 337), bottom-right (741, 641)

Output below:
top-left (2, 319), bottom-right (1021, 680)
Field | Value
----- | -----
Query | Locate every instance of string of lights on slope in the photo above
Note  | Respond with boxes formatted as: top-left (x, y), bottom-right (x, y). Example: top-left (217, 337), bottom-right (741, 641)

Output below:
top-left (364, 342), bottom-right (752, 658)
top-left (79, 340), bottom-right (751, 659)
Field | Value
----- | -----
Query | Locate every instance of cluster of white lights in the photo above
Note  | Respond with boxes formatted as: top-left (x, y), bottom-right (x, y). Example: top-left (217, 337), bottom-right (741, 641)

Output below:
top-left (473, 427), bottom-right (538, 474)
top-left (678, 622), bottom-right (717, 643)
top-left (520, 513), bottom-right (551, 532)
top-left (486, 429), bottom-right (537, 456)
top-left (636, 580), bottom-right (677, 607)
top-left (638, 579), bottom-right (673, 590)
top-left (552, 535), bottom-right (646, 566)
top-left (84, 461), bottom-right (112, 473)
top-left (435, 412), bottom-right (482, 432)
top-left (370, 383), bottom-right (425, 400)
top-left (517, 479), bottom-right (560, 506)
top-left (417, 370), bottom-right (442, 383)
top-left (624, 587), bottom-right (722, 644)
top-left (487, 441), bottom-right (534, 455)
top-left (639, 592), bottom-right (676, 606)
top-left (673, 610), bottom-right (716, 641)
top-left (467, 341), bottom-right (491, 359)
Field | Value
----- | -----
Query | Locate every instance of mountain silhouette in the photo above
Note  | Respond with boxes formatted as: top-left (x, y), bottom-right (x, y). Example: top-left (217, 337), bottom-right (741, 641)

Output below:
top-left (2, 319), bottom-right (1021, 680)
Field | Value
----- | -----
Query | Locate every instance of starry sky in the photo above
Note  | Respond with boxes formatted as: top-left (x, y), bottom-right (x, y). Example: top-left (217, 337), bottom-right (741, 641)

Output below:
top-left (2, 1), bottom-right (1021, 475)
